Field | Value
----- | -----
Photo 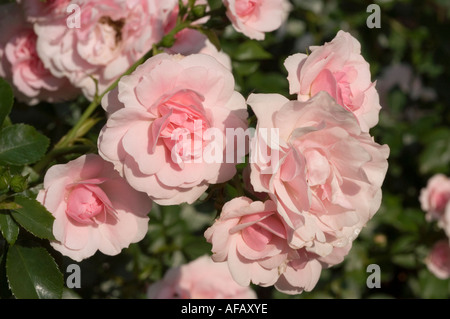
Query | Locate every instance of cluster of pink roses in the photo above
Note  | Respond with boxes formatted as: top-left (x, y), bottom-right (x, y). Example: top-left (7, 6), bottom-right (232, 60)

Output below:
top-left (420, 174), bottom-right (450, 279)
top-left (206, 31), bottom-right (390, 294)
top-left (0, 0), bottom-right (291, 104)
top-left (1, 0), bottom-right (290, 262)
top-left (1, 0), bottom-right (391, 297)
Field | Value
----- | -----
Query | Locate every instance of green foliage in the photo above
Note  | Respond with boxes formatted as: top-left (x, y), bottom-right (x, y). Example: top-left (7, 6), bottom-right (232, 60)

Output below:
top-left (6, 244), bottom-right (63, 299)
top-left (10, 196), bottom-right (55, 241)
top-left (0, 124), bottom-right (49, 166)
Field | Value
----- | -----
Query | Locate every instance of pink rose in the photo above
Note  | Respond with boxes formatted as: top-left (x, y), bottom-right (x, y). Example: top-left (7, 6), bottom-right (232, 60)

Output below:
top-left (24, 0), bottom-right (176, 100)
top-left (248, 91), bottom-right (389, 259)
top-left (98, 53), bottom-right (248, 205)
top-left (147, 255), bottom-right (257, 299)
top-left (284, 31), bottom-right (381, 132)
top-left (0, 3), bottom-right (79, 105)
top-left (37, 154), bottom-right (152, 262)
top-left (420, 174), bottom-right (450, 219)
top-left (205, 196), bottom-right (345, 294)
top-left (223, 0), bottom-right (292, 40)
top-left (425, 240), bottom-right (450, 280)
top-left (205, 197), bottom-right (291, 288)
top-left (420, 174), bottom-right (450, 238)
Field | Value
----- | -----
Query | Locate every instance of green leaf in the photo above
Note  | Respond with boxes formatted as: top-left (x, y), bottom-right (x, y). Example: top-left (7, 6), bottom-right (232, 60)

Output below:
top-left (232, 41), bottom-right (272, 61)
top-left (418, 269), bottom-right (450, 299)
top-left (0, 78), bottom-right (13, 127)
top-left (0, 124), bottom-right (50, 166)
top-left (232, 61), bottom-right (260, 77)
top-left (0, 211), bottom-right (19, 245)
top-left (0, 201), bottom-right (22, 210)
top-left (6, 244), bottom-right (63, 299)
top-left (10, 195), bottom-right (55, 240)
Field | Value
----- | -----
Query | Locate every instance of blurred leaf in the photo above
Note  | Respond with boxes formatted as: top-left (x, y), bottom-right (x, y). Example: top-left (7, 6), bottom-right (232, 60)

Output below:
top-left (0, 124), bottom-right (50, 166)
top-left (419, 128), bottom-right (450, 174)
top-left (390, 235), bottom-right (417, 254)
top-left (391, 254), bottom-right (417, 269)
top-left (232, 61), bottom-right (260, 77)
top-left (418, 269), bottom-right (450, 299)
top-left (6, 244), bottom-right (63, 299)
top-left (0, 211), bottom-right (19, 245)
top-left (198, 28), bottom-right (221, 51)
top-left (181, 203), bottom-right (215, 232)
top-left (232, 41), bottom-right (272, 61)
top-left (10, 195), bottom-right (55, 240)
top-left (0, 78), bottom-right (13, 127)
top-left (247, 72), bottom-right (289, 95)
top-left (183, 236), bottom-right (212, 260)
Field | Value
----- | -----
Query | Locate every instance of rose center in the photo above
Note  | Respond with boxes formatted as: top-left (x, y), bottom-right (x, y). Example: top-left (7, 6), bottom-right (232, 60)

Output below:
top-left (240, 214), bottom-right (273, 251)
top-left (155, 90), bottom-right (211, 163)
top-left (431, 191), bottom-right (450, 214)
top-left (235, 0), bottom-right (257, 17)
top-left (98, 16), bottom-right (125, 45)
top-left (66, 185), bottom-right (105, 224)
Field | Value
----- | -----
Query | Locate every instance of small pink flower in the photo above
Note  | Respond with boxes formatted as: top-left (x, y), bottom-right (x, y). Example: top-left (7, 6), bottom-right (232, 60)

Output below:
top-left (420, 174), bottom-right (450, 239)
top-left (0, 3), bottom-right (79, 105)
top-left (37, 154), bottom-right (152, 262)
top-left (284, 31), bottom-right (381, 132)
top-left (248, 91), bottom-right (389, 259)
top-left (223, 0), bottom-right (292, 40)
top-left (98, 53), bottom-right (248, 205)
top-left (205, 197), bottom-right (290, 288)
top-left (147, 255), bottom-right (257, 299)
top-left (420, 174), bottom-right (450, 219)
top-left (425, 240), bottom-right (450, 280)
top-left (205, 197), bottom-right (350, 294)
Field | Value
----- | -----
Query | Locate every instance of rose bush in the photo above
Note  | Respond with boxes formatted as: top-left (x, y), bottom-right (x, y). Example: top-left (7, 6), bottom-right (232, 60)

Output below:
top-left (3, 0), bottom-right (446, 301)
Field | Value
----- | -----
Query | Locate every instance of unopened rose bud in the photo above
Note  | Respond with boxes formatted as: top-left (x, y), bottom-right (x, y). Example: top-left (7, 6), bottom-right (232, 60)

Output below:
top-left (191, 5), bottom-right (207, 19)
top-left (160, 34), bottom-right (176, 48)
